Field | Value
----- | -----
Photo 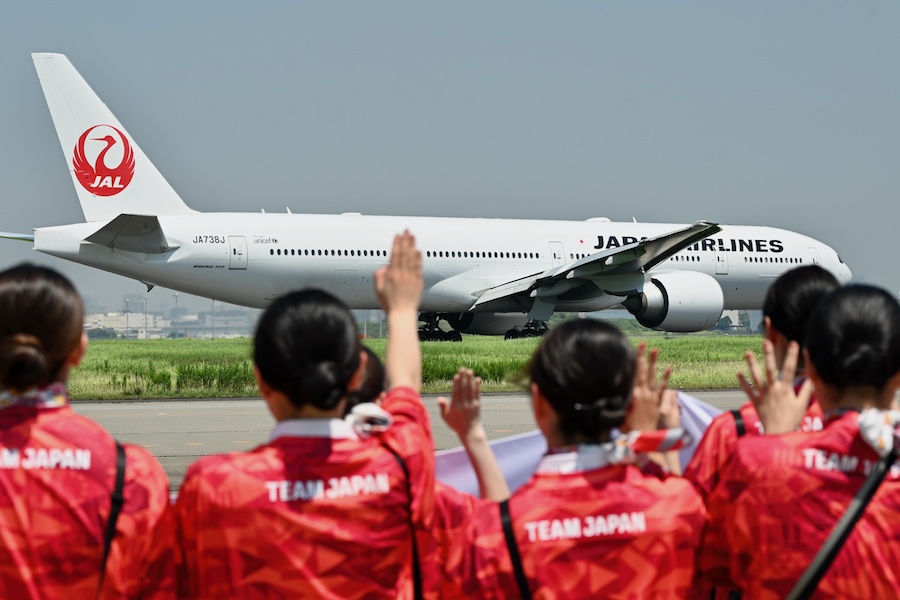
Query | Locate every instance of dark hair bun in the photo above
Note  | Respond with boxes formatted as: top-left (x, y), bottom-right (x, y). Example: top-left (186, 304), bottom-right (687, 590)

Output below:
top-left (840, 344), bottom-right (882, 386)
top-left (297, 361), bottom-right (345, 410)
top-left (577, 397), bottom-right (629, 429)
top-left (0, 334), bottom-right (51, 391)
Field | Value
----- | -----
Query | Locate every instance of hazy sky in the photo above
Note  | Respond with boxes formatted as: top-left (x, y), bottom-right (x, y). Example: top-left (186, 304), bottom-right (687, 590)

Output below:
top-left (1, 2), bottom-right (897, 314)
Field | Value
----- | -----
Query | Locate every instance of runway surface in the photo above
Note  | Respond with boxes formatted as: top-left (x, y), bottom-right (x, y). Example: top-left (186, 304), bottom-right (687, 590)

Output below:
top-left (71, 391), bottom-right (746, 491)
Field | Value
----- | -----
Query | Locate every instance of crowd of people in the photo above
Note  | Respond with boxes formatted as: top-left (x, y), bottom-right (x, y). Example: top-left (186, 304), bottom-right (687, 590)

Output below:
top-left (0, 231), bottom-right (897, 599)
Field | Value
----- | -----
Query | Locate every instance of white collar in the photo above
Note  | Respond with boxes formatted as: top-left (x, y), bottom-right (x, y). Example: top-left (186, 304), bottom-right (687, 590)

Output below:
top-left (536, 444), bottom-right (624, 474)
top-left (269, 418), bottom-right (360, 442)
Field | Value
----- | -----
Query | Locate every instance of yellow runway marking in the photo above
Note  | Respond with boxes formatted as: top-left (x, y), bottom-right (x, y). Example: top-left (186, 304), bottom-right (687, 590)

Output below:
top-left (186, 442), bottom-right (205, 446)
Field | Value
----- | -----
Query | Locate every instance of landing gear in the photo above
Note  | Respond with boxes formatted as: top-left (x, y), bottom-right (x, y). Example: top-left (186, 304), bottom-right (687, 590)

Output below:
top-left (504, 320), bottom-right (549, 340)
top-left (417, 312), bottom-right (463, 342)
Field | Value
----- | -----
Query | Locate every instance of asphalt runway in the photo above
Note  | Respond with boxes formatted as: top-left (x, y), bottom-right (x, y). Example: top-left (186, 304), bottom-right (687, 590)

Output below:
top-left (71, 391), bottom-right (746, 491)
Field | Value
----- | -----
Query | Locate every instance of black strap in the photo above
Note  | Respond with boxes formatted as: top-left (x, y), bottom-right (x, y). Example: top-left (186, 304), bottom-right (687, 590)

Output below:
top-left (99, 440), bottom-right (126, 595)
top-left (786, 446), bottom-right (899, 600)
top-left (383, 445), bottom-right (423, 600)
top-left (499, 499), bottom-right (532, 600)
top-left (731, 409), bottom-right (746, 438)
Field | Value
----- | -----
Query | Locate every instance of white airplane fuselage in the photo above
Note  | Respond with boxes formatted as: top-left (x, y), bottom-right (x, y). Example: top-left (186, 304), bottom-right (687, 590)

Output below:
top-left (34, 213), bottom-right (849, 312)
top-left (8, 53), bottom-right (852, 335)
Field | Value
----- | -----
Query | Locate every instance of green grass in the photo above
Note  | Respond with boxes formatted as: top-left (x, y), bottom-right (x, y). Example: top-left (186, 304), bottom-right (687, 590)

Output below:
top-left (70, 333), bottom-right (763, 399)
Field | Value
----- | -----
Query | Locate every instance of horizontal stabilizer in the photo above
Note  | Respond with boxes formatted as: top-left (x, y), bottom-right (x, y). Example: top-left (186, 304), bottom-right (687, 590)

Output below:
top-left (85, 214), bottom-right (176, 254)
top-left (472, 220), bottom-right (722, 310)
top-left (0, 231), bottom-right (35, 242)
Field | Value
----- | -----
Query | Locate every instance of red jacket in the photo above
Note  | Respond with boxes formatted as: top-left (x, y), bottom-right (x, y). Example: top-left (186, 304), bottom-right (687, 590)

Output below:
top-left (0, 390), bottom-right (175, 599)
top-left (175, 386), bottom-right (435, 599)
top-left (447, 449), bottom-right (706, 599)
top-left (706, 411), bottom-right (900, 599)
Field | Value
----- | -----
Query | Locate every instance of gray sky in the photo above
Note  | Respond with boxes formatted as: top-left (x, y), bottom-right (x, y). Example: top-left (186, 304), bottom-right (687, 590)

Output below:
top-left (1, 2), bottom-right (897, 314)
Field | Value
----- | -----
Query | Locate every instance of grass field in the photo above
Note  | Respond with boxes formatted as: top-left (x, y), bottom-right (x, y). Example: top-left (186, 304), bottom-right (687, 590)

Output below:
top-left (69, 332), bottom-right (764, 399)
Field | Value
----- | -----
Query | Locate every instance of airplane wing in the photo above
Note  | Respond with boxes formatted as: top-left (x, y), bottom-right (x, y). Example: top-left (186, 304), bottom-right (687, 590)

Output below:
top-left (0, 232), bottom-right (35, 242)
top-left (471, 220), bottom-right (722, 312)
top-left (85, 214), bottom-right (178, 253)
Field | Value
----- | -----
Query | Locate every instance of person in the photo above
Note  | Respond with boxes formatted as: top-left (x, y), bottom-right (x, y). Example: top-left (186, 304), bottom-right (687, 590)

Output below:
top-left (340, 344), bottom-right (511, 599)
top-left (708, 284), bottom-right (900, 598)
top-left (0, 263), bottom-right (175, 598)
top-left (685, 264), bottom-right (839, 596)
top-left (445, 319), bottom-right (706, 599)
top-left (174, 231), bottom-right (436, 598)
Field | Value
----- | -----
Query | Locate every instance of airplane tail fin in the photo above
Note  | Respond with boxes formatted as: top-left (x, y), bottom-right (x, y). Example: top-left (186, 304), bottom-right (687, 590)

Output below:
top-left (32, 53), bottom-right (195, 222)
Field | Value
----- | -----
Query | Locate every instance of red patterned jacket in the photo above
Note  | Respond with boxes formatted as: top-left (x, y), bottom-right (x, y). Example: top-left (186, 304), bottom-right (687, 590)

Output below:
top-left (0, 386), bottom-right (175, 599)
top-left (174, 386), bottom-right (434, 599)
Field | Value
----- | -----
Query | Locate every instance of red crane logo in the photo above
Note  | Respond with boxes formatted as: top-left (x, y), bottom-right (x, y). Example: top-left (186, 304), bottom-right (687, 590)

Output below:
top-left (72, 125), bottom-right (135, 196)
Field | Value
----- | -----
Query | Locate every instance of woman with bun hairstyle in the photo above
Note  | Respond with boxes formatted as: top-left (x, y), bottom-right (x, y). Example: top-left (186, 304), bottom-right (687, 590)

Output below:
top-left (175, 232), bottom-right (434, 599)
top-left (686, 264), bottom-right (839, 597)
top-left (0, 263), bottom-right (175, 598)
top-left (708, 284), bottom-right (900, 598)
top-left (446, 319), bottom-right (706, 599)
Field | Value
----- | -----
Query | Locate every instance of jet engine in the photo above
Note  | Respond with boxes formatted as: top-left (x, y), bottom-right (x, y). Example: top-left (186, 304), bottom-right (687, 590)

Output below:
top-left (443, 312), bottom-right (530, 335)
top-left (623, 271), bottom-right (724, 332)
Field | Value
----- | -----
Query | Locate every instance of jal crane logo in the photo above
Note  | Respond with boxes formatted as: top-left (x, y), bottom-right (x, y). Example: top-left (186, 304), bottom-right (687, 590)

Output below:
top-left (72, 125), bottom-right (135, 196)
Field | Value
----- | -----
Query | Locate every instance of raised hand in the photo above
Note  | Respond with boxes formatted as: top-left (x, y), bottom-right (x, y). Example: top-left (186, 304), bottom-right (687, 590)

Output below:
top-left (438, 368), bottom-right (484, 441)
top-left (374, 230), bottom-right (423, 315)
top-left (624, 342), bottom-right (672, 432)
top-left (375, 231), bottom-right (424, 392)
top-left (438, 367), bottom-right (510, 500)
top-left (738, 340), bottom-right (812, 434)
top-left (658, 389), bottom-right (681, 430)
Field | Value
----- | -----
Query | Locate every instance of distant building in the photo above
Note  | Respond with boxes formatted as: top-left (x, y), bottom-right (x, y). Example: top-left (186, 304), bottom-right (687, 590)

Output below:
top-left (82, 296), bottom-right (261, 339)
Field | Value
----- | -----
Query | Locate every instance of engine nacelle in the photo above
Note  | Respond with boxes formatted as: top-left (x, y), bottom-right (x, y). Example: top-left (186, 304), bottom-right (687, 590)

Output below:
top-left (444, 312), bottom-right (530, 335)
top-left (623, 271), bottom-right (724, 332)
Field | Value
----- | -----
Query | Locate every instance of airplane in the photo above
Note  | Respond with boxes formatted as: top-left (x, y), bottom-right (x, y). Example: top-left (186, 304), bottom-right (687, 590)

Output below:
top-left (1, 53), bottom-right (852, 341)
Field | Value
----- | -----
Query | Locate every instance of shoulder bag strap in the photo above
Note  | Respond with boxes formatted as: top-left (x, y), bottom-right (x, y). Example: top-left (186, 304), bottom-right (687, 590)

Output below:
top-left (98, 440), bottom-right (126, 596)
top-left (786, 445), bottom-right (899, 600)
top-left (731, 409), bottom-right (746, 438)
top-left (499, 499), bottom-right (532, 600)
top-left (383, 444), bottom-right (423, 600)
